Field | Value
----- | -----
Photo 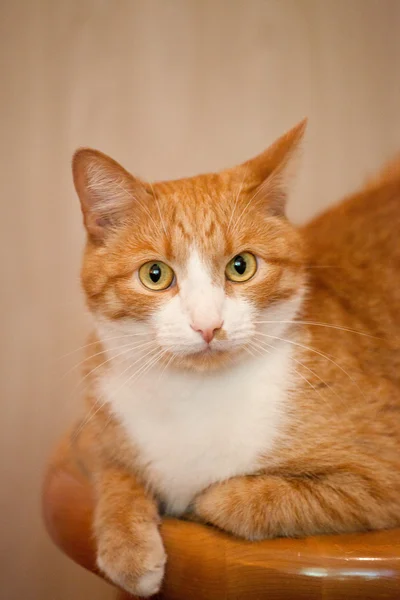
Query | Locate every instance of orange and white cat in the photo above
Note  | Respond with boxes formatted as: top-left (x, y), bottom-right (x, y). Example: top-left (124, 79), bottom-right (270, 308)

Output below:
top-left (72, 121), bottom-right (400, 597)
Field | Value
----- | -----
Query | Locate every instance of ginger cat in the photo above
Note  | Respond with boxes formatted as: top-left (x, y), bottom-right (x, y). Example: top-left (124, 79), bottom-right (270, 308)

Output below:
top-left (72, 121), bottom-right (400, 597)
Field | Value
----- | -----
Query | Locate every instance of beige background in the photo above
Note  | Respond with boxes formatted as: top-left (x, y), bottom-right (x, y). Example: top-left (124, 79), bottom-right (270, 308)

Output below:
top-left (1, 1), bottom-right (400, 599)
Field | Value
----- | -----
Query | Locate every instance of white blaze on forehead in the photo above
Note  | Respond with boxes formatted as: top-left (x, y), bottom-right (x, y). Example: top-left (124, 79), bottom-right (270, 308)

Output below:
top-left (179, 248), bottom-right (224, 330)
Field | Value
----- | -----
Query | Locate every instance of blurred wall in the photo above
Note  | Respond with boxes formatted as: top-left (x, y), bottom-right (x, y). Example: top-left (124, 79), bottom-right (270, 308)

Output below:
top-left (1, 1), bottom-right (400, 599)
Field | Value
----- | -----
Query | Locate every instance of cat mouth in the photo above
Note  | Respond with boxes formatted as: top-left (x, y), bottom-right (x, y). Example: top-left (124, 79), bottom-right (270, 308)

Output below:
top-left (184, 340), bottom-right (240, 359)
top-left (167, 342), bottom-right (243, 372)
top-left (168, 342), bottom-right (225, 359)
top-left (187, 336), bottom-right (246, 356)
top-left (191, 344), bottom-right (220, 356)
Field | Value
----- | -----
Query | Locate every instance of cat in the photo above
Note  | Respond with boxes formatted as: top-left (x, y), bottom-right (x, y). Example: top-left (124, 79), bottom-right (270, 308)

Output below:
top-left (72, 120), bottom-right (400, 597)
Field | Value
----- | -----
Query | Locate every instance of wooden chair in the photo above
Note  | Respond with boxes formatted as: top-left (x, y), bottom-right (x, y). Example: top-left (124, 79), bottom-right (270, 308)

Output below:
top-left (42, 435), bottom-right (400, 599)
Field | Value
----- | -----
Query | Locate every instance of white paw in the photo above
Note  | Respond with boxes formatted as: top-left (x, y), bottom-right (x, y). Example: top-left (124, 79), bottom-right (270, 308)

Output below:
top-left (97, 523), bottom-right (166, 597)
top-left (133, 525), bottom-right (166, 597)
top-left (134, 562), bottom-right (165, 597)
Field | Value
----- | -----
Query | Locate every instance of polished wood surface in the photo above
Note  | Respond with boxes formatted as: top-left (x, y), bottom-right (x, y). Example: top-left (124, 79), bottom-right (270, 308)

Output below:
top-left (43, 436), bottom-right (400, 599)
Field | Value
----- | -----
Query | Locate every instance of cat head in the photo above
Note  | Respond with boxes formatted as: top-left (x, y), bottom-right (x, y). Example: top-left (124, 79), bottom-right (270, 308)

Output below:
top-left (73, 121), bottom-right (307, 372)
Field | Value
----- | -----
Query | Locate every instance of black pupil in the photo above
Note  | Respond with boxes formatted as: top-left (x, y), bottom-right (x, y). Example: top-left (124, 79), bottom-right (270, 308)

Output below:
top-left (149, 264), bottom-right (162, 283)
top-left (234, 255), bottom-right (246, 275)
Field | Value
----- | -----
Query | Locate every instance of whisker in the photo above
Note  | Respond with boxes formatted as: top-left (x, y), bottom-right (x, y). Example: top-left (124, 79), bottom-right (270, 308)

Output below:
top-left (290, 354), bottom-right (343, 404)
top-left (248, 338), bottom-right (270, 355)
top-left (156, 352), bottom-right (175, 382)
top-left (56, 331), bottom-right (150, 361)
top-left (254, 331), bottom-right (367, 400)
top-left (98, 343), bottom-right (159, 388)
top-left (95, 348), bottom-right (168, 435)
top-left (260, 337), bottom-right (344, 405)
top-left (72, 345), bottom-right (159, 440)
top-left (94, 348), bottom-right (166, 431)
top-left (72, 340), bottom-right (155, 396)
top-left (252, 335), bottom-right (339, 399)
top-left (126, 348), bottom-right (167, 387)
top-left (106, 348), bottom-right (163, 407)
top-left (251, 338), bottom-right (331, 406)
top-left (254, 320), bottom-right (384, 340)
top-left (243, 342), bottom-right (260, 359)
top-left (72, 394), bottom-right (112, 442)
top-left (60, 338), bottom-right (153, 381)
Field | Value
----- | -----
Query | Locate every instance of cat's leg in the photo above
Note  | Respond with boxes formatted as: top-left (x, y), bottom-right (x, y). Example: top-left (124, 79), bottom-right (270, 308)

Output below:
top-left (192, 469), bottom-right (396, 540)
top-left (94, 465), bottom-right (166, 597)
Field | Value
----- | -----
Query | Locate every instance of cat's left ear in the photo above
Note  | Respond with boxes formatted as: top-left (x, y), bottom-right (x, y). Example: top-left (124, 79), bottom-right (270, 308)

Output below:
top-left (237, 119), bottom-right (307, 216)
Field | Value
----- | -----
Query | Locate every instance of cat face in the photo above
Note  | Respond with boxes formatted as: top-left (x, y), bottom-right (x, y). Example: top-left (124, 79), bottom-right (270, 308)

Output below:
top-left (74, 121), bottom-right (307, 371)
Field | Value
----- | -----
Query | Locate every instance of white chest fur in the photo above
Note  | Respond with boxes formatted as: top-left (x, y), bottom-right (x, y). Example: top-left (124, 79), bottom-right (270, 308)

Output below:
top-left (100, 342), bottom-right (293, 515)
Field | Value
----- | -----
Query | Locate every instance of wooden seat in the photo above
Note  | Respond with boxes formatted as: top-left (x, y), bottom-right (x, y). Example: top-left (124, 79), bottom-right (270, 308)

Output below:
top-left (42, 434), bottom-right (400, 599)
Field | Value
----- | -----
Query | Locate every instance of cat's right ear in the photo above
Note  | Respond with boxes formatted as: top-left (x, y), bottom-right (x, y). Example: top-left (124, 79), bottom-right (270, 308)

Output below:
top-left (72, 149), bottom-right (147, 242)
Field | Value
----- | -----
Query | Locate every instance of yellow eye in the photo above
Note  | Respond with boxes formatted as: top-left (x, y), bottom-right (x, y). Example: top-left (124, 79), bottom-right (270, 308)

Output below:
top-left (225, 252), bottom-right (257, 283)
top-left (139, 261), bottom-right (174, 291)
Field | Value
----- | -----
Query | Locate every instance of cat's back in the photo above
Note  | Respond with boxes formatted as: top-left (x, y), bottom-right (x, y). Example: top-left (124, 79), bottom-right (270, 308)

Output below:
top-left (302, 163), bottom-right (400, 339)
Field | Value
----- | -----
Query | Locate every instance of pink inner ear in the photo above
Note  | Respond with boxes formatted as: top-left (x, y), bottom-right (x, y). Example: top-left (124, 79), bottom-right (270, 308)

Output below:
top-left (73, 147), bottom-right (149, 241)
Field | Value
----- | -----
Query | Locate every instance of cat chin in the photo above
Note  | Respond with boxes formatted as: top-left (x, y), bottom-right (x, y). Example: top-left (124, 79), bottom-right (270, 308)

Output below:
top-left (165, 346), bottom-right (245, 373)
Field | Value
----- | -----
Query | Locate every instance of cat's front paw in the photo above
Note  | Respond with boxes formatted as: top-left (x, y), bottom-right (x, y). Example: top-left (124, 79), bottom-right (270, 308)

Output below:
top-left (193, 478), bottom-right (266, 540)
top-left (96, 521), bottom-right (166, 597)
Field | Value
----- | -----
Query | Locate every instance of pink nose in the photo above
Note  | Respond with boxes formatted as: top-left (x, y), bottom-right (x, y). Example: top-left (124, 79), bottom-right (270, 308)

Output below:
top-left (191, 321), bottom-right (224, 344)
